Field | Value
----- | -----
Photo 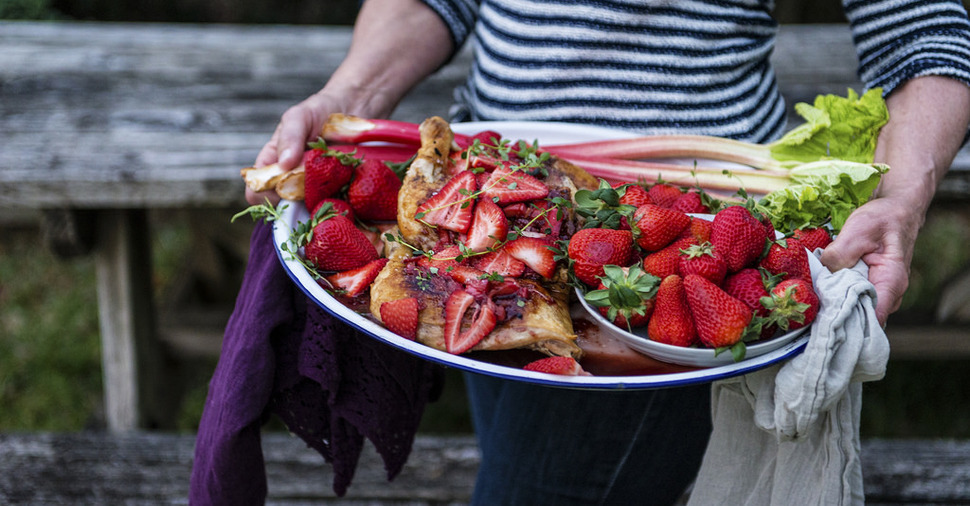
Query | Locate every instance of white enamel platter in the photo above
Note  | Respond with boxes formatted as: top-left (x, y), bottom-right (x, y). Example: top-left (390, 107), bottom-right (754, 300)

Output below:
top-left (272, 121), bottom-right (811, 390)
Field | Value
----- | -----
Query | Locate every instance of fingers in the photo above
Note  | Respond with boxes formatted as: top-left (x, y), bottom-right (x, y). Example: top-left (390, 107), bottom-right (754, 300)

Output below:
top-left (819, 228), bottom-right (878, 273)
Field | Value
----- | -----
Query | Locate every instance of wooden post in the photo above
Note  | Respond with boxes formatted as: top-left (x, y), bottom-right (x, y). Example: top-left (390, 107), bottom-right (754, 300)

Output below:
top-left (94, 209), bottom-right (161, 431)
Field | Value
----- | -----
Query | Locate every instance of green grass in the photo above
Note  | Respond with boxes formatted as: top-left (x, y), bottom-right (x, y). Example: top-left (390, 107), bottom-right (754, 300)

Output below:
top-left (1, 209), bottom-right (969, 437)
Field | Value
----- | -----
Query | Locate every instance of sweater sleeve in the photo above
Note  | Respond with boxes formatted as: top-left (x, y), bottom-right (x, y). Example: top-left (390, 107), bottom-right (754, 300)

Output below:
top-left (845, 0), bottom-right (970, 96)
top-left (418, 0), bottom-right (480, 50)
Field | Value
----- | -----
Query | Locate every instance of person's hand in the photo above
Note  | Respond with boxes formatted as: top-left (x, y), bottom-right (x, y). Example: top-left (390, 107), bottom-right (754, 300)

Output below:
top-left (819, 195), bottom-right (921, 326)
top-left (246, 92), bottom-right (344, 206)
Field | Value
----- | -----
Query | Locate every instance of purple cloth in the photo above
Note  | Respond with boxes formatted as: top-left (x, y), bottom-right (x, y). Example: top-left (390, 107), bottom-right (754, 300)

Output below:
top-left (190, 221), bottom-right (443, 504)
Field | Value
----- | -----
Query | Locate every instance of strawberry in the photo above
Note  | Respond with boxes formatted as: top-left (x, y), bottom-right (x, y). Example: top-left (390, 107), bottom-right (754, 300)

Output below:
top-left (464, 197), bottom-right (509, 252)
top-left (324, 257), bottom-right (388, 297)
top-left (304, 212), bottom-right (380, 272)
top-left (312, 198), bottom-right (354, 222)
top-left (762, 277), bottom-right (820, 331)
top-left (792, 227), bottom-right (833, 252)
top-left (647, 275), bottom-right (697, 347)
top-left (503, 236), bottom-right (557, 279)
top-left (583, 265), bottom-right (659, 332)
top-left (679, 216), bottom-right (713, 243)
top-left (481, 165), bottom-right (550, 205)
top-left (522, 356), bottom-right (590, 376)
top-left (347, 158), bottom-right (401, 222)
top-left (415, 170), bottom-right (477, 233)
top-left (642, 236), bottom-right (697, 279)
top-left (678, 241), bottom-right (727, 285)
top-left (567, 228), bottom-right (634, 286)
top-left (380, 297), bottom-right (420, 340)
top-left (722, 268), bottom-right (776, 339)
top-left (709, 205), bottom-right (769, 273)
top-left (619, 184), bottom-right (652, 208)
top-left (416, 245), bottom-right (463, 272)
top-left (444, 290), bottom-right (498, 354)
top-left (760, 238), bottom-right (812, 282)
top-left (632, 204), bottom-right (691, 251)
top-left (683, 274), bottom-right (754, 350)
top-left (471, 249), bottom-right (526, 278)
top-left (446, 264), bottom-right (487, 286)
top-left (670, 191), bottom-right (709, 214)
top-left (303, 144), bottom-right (359, 212)
top-left (648, 183), bottom-right (683, 208)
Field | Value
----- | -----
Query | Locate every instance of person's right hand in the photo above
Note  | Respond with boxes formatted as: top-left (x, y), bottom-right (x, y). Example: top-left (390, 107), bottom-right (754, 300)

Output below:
top-left (246, 91), bottom-right (344, 206)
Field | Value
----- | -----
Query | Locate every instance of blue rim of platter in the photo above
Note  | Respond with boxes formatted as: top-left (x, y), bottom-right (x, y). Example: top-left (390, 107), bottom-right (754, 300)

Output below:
top-left (270, 120), bottom-right (811, 390)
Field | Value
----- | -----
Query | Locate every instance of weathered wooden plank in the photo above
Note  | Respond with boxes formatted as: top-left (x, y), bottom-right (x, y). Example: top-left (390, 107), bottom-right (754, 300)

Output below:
top-left (1, 432), bottom-right (968, 504)
top-left (2, 21), bottom-right (969, 210)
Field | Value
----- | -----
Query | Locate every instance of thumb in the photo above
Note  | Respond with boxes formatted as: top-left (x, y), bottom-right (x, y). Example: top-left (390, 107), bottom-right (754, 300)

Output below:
top-left (819, 231), bottom-right (877, 273)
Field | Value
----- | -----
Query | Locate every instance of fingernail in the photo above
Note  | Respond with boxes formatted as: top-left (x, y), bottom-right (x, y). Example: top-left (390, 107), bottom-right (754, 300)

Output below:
top-left (280, 149), bottom-right (293, 162)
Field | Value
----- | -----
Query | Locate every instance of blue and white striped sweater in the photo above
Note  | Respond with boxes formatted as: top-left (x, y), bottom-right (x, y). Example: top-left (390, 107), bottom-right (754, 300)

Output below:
top-left (419, 0), bottom-right (970, 142)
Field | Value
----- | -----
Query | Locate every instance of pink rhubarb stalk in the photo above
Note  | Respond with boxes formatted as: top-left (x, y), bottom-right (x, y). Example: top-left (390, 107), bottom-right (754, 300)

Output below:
top-left (322, 113), bottom-right (472, 147)
top-left (554, 153), bottom-right (792, 195)
top-left (544, 135), bottom-right (787, 171)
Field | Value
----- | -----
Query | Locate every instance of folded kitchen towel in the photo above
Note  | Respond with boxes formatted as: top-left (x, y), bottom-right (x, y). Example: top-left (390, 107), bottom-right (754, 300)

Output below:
top-left (189, 220), bottom-right (443, 504)
top-left (687, 254), bottom-right (890, 506)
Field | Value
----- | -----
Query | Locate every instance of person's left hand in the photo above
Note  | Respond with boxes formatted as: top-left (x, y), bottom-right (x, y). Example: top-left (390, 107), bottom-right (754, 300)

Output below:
top-left (819, 195), bottom-right (921, 326)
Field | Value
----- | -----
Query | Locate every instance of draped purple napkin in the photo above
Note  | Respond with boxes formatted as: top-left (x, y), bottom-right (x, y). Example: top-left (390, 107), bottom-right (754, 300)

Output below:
top-left (190, 220), bottom-right (444, 504)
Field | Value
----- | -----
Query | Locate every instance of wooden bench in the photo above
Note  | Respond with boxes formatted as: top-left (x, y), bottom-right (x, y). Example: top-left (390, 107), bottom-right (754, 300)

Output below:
top-left (2, 432), bottom-right (969, 504)
top-left (2, 21), bottom-right (970, 431)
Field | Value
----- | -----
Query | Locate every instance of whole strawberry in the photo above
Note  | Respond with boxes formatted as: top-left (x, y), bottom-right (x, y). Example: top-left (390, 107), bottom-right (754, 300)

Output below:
top-left (762, 277), bottom-right (820, 331)
top-left (670, 190), bottom-right (709, 214)
top-left (584, 265), bottom-right (660, 332)
top-left (348, 158), bottom-right (402, 222)
top-left (632, 204), bottom-right (690, 251)
top-left (642, 236), bottom-right (697, 279)
top-left (760, 238), bottom-right (812, 282)
top-left (568, 228), bottom-right (634, 286)
top-left (710, 205), bottom-right (769, 272)
top-left (677, 241), bottom-right (727, 285)
top-left (792, 227), bottom-right (833, 252)
top-left (648, 275), bottom-right (697, 347)
top-left (619, 184), bottom-right (652, 208)
top-left (303, 141), bottom-right (360, 212)
top-left (683, 274), bottom-right (754, 351)
top-left (648, 183), bottom-right (683, 208)
top-left (304, 208), bottom-right (380, 272)
top-left (722, 268), bottom-right (776, 339)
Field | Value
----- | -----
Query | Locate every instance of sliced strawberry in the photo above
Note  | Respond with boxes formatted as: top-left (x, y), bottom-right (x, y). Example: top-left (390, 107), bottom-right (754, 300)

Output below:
top-left (324, 258), bottom-right (388, 298)
top-left (503, 236), bottom-right (557, 279)
top-left (415, 170), bottom-right (477, 233)
top-left (471, 249), bottom-right (526, 278)
top-left (444, 290), bottom-right (498, 354)
top-left (380, 297), bottom-right (420, 340)
top-left (447, 264), bottom-right (487, 285)
top-left (480, 166), bottom-right (549, 205)
top-left (522, 356), bottom-right (590, 376)
top-left (415, 245), bottom-right (463, 272)
top-left (464, 197), bottom-right (509, 252)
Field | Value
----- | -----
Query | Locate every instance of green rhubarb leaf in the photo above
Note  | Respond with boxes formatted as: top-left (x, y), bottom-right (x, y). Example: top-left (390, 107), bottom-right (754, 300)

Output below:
top-left (768, 88), bottom-right (889, 165)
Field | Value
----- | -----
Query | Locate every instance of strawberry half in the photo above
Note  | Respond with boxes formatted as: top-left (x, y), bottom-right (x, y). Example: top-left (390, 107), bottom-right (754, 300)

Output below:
top-left (415, 170), bottom-right (477, 233)
top-left (522, 356), bottom-right (590, 376)
top-left (471, 249), bottom-right (526, 278)
top-left (444, 290), bottom-right (498, 354)
top-left (567, 228), bottom-right (634, 287)
top-left (464, 197), bottom-right (509, 252)
top-left (324, 258), bottom-right (388, 297)
top-left (480, 165), bottom-right (550, 205)
top-left (380, 297), bottom-right (420, 340)
top-left (503, 236), bottom-right (557, 279)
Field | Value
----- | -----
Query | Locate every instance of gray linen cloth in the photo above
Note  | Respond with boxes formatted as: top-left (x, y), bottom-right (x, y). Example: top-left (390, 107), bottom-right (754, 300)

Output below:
top-left (687, 254), bottom-right (890, 506)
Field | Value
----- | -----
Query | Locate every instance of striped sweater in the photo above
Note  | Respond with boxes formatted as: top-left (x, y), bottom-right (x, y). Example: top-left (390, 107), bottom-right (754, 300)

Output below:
top-left (419, 0), bottom-right (970, 141)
